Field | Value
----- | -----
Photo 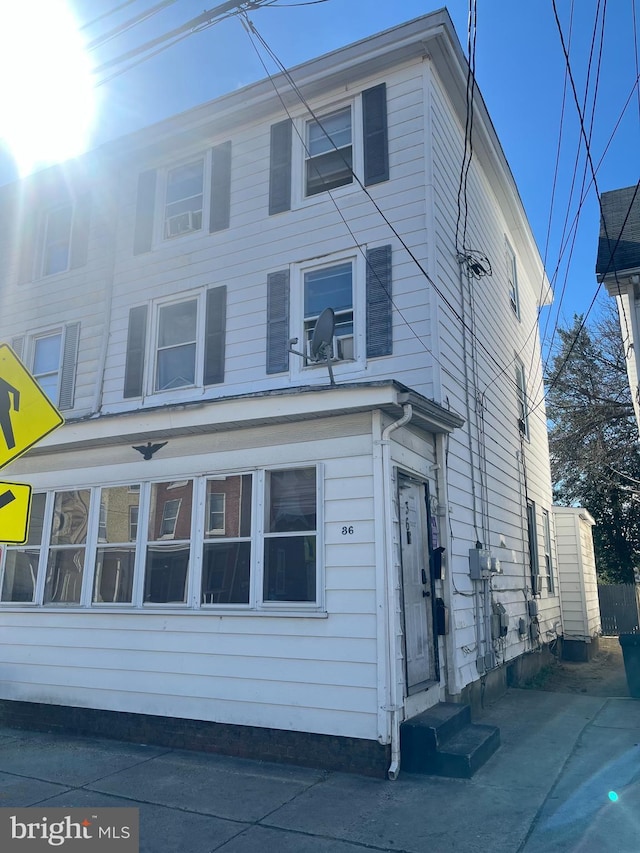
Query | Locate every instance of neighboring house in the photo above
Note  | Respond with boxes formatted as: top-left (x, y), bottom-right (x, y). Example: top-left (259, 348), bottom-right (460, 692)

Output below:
top-left (597, 184), bottom-right (640, 432)
top-left (553, 507), bottom-right (601, 661)
top-left (0, 10), bottom-right (560, 777)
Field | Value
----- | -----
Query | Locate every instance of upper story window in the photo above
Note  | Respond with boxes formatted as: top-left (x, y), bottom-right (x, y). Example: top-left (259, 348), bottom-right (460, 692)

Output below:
top-left (306, 107), bottom-right (353, 196)
top-left (133, 141), bottom-right (231, 255)
top-left (17, 191), bottom-right (91, 285)
top-left (268, 82), bottom-right (388, 215)
top-left (266, 245), bottom-right (393, 375)
top-left (42, 204), bottom-right (73, 275)
top-left (164, 159), bottom-right (204, 238)
top-left (155, 299), bottom-right (198, 391)
top-left (11, 323), bottom-right (80, 411)
top-left (304, 262), bottom-right (354, 359)
top-left (515, 359), bottom-right (529, 439)
top-left (506, 239), bottom-right (520, 319)
top-left (123, 286), bottom-right (226, 399)
top-left (32, 332), bottom-right (63, 402)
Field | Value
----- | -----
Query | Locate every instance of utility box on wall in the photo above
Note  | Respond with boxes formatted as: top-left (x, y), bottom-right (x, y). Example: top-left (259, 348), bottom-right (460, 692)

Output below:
top-left (553, 507), bottom-right (601, 661)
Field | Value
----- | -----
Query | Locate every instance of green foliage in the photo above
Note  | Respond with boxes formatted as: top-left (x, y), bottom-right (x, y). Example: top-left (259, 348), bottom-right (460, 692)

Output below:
top-left (545, 303), bottom-right (640, 584)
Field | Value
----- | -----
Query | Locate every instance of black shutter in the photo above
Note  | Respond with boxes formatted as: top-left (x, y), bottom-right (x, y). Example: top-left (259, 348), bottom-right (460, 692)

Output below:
top-left (266, 269), bottom-right (290, 374)
top-left (269, 119), bottom-right (292, 215)
top-left (204, 286), bottom-right (226, 385)
top-left (124, 305), bottom-right (148, 398)
top-left (133, 170), bottom-right (157, 255)
top-left (362, 83), bottom-right (389, 186)
top-left (210, 142), bottom-right (231, 232)
top-left (366, 245), bottom-right (392, 358)
top-left (59, 322), bottom-right (80, 410)
top-left (70, 191), bottom-right (92, 269)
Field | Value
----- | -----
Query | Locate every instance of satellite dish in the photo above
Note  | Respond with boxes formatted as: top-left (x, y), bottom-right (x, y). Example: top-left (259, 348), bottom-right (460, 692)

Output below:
top-left (310, 307), bottom-right (335, 362)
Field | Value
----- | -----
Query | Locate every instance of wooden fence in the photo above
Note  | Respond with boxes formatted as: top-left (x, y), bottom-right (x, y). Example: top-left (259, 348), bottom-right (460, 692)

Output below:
top-left (598, 584), bottom-right (640, 635)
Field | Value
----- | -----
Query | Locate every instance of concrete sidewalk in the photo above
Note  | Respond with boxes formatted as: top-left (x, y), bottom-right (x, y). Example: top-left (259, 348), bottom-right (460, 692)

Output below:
top-left (0, 689), bottom-right (638, 852)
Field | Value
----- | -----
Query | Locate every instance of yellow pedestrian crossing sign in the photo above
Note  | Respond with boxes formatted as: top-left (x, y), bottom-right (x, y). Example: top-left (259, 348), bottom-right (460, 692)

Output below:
top-left (0, 481), bottom-right (32, 544)
top-left (0, 344), bottom-right (64, 470)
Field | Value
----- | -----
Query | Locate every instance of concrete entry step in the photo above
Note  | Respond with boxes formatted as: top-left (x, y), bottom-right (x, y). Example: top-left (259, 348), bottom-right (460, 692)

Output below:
top-left (400, 702), bottom-right (500, 777)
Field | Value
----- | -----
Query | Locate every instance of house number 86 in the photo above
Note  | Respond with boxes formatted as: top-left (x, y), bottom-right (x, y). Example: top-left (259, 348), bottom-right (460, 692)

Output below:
top-left (342, 526), bottom-right (354, 535)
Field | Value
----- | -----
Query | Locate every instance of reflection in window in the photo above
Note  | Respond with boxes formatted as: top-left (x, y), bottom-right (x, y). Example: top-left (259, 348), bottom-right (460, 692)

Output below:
top-left (304, 263), bottom-right (353, 354)
top-left (264, 468), bottom-right (316, 602)
top-left (1, 493), bottom-right (46, 602)
top-left (306, 107), bottom-right (353, 196)
top-left (202, 475), bottom-right (252, 605)
top-left (93, 486), bottom-right (139, 603)
top-left (164, 160), bottom-right (204, 237)
top-left (33, 333), bottom-right (62, 403)
top-left (145, 481), bottom-right (193, 603)
top-left (44, 490), bottom-right (90, 604)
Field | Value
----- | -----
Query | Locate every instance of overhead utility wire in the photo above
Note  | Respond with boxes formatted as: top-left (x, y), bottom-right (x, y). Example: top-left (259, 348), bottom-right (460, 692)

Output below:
top-left (78, 0), bottom-right (139, 31)
top-left (530, 0), bottom-right (608, 407)
top-left (529, 178), bottom-right (640, 419)
top-left (86, 0), bottom-right (179, 51)
top-left (92, 0), bottom-right (272, 75)
top-left (533, 0), bottom-right (634, 414)
top-left (241, 14), bottom-right (547, 417)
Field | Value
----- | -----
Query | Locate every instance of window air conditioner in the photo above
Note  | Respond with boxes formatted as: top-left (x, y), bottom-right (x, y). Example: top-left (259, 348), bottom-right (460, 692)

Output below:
top-left (165, 210), bottom-right (201, 238)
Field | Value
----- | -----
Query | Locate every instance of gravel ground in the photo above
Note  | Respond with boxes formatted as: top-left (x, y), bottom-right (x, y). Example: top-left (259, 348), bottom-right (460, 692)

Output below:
top-left (531, 636), bottom-right (630, 697)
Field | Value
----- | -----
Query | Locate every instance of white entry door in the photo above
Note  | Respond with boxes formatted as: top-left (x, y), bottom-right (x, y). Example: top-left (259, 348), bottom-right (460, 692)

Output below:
top-left (399, 477), bottom-right (436, 694)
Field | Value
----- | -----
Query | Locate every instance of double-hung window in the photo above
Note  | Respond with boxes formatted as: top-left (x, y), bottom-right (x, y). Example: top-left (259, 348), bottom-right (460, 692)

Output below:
top-left (304, 262), bottom-right (354, 360)
top-left (93, 485), bottom-right (138, 604)
top-left (305, 107), bottom-right (353, 196)
top-left (542, 509), bottom-right (555, 594)
top-left (515, 359), bottom-right (529, 438)
top-left (32, 332), bottom-right (63, 403)
top-left (164, 159), bottom-right (204, 238)
top-left (145, 481), bottom-right (193, 603)
top-left (201, 474), bottom-right (252, 604)
top-left (1, 493), bottom-right (46, 603)
top-left (155, 299), bottom-right (198, 391)
top-left (44, 490), bottom-right (90, 604)
top-left (264, 468), bottom-right (317, 603)
top-left (123, 286), bottom-right (227, 398)
top-left (42, 204), bottom-right (73, 276)
top-left (506, 239), bottom-right (520, 319)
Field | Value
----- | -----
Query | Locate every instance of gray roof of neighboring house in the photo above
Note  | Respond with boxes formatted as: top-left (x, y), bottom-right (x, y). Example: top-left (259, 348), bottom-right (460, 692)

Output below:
top-left (596, 184), bottom-right (640, 279)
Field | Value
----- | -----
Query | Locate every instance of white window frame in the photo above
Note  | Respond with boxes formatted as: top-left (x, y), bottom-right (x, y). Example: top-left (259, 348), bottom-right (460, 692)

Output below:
top-left (0, 467), bottom-right (324, 614)
top-left (156, 153), bottom-right (210, 245)
top-left (290, 250), bottom-right (365, 381)
top-left (292, 95), bottom-right (363, 207)
top-left (505, 238), bottom-right (520, 320)
top-left (147, 290), bottom-right (207, 397)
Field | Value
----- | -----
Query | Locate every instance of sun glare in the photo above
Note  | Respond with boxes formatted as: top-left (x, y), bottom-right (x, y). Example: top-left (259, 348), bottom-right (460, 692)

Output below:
top-left (0, 1), bottom-right (95, 177)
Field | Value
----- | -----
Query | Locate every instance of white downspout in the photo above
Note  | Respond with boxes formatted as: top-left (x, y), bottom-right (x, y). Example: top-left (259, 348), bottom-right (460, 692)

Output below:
top-left (381, 403), bottom-right (413, 781)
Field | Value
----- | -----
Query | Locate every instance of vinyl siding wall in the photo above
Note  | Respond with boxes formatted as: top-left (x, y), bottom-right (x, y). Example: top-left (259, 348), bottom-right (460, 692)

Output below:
top-left (0, 413), bottom-right (384, 741)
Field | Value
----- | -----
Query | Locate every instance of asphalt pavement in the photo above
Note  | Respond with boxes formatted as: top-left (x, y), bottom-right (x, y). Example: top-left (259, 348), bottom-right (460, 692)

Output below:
top-left (0, 688), bottom-right (638, 852)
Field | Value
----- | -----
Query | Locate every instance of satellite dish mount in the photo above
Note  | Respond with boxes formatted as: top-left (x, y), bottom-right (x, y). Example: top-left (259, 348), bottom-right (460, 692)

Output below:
top-left (288, 306), bottom-right (337, 386)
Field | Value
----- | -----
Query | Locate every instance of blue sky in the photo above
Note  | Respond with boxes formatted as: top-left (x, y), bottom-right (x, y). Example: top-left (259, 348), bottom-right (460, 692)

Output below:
top-left (2, 1), bottom-right (638, 358)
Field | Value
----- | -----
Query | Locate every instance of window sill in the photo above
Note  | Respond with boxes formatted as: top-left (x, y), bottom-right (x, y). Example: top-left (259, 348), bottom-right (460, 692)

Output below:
top-left (0, 604), bottom-right (328, 618)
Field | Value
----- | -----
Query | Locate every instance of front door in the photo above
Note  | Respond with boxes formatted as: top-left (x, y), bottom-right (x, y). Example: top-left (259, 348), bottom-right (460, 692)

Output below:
top-left (399, 476), bottom-right (436, 694)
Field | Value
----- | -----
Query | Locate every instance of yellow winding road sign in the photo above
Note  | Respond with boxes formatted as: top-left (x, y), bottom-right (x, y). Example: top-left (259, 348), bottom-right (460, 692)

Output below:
top-left (0, 344), bottom-right (65, 545)
top-left (0, 481), bottom-right (33, 544)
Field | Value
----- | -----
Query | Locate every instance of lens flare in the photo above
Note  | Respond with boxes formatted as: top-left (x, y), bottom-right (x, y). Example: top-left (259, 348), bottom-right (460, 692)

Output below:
top-left (608, 791), bottom-right (619, 802)
top-left (0, 1), bottom-right (95, 176)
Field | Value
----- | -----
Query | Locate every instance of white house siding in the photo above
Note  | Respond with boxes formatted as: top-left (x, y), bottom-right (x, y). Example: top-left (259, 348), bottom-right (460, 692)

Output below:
top-left (0, 169), bottom-right (115, 419)
top-left (0, 412), bottom-right (388, 741)
top-left (427, 64), bottom-right (560, 691)
top-left (99, 60), bottom-right (434, 413)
